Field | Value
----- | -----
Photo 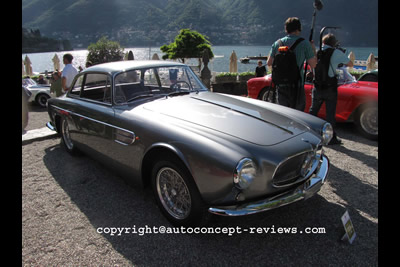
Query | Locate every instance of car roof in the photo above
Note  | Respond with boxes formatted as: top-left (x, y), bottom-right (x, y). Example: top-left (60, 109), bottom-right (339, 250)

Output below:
top-left (83, 60), bottom-right (186, 75)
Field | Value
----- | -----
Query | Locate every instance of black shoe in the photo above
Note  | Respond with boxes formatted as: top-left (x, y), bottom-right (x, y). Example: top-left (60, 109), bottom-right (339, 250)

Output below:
top-left (328, 136), bottom-right (342, 145)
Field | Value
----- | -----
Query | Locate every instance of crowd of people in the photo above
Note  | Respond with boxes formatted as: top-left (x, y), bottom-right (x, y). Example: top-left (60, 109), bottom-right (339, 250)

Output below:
top-left (22, 53), bottom-right (86, 132)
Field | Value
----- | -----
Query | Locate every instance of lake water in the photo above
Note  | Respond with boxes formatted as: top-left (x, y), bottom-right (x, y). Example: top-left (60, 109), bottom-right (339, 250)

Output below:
top-left (22, 45), bottom-right (378, 74)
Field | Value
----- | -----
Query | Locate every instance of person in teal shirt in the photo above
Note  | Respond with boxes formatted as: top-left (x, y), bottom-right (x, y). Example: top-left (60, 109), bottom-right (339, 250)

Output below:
top-left (267, 17), bottom-right (317, 111)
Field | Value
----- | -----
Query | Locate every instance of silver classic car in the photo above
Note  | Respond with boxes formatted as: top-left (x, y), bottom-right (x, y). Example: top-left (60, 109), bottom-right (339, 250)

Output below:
top-left (46, 60), bottom-right (332, 226)
top-left (23, 77), bottom-right (52, 107)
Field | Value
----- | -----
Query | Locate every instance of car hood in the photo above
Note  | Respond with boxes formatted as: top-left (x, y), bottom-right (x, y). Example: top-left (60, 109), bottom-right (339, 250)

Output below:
top-left (142, 92), bottom-right (310, 146)
top-left (342, 81), bottom-right (378, 98)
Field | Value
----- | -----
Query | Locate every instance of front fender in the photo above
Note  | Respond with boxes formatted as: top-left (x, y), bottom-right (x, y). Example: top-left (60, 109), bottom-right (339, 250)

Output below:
top-left (247, 76), bottom-right (271, 98)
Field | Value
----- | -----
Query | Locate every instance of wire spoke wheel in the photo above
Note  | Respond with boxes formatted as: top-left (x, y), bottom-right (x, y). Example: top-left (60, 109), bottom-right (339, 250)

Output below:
top-left (156, 167), bottom-right (192, 220)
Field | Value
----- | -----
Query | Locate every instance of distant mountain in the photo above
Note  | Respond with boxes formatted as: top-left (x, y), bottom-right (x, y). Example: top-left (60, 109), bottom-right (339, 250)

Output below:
top-left (22, 0), bottom-right (378, 48)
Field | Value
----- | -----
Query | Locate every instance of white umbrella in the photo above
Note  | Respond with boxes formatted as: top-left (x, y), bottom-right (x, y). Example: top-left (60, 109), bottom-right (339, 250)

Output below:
top-left (229, 50), bottom-right (238, 73)
top-left (348, 51), bottom-right (355, 71)
top-left (22, 59), bottom-right (26, 77)
top-left (366, 53), bottom-right (376, 71)
top-left (24, 55), bottom-right (33, 76)
top-left (52, 54), bottom-right (60, 71)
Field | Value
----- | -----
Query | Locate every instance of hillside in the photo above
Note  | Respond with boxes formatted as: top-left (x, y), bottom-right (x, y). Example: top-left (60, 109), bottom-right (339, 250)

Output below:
top-left (22, 0), bottom-right (378, 48)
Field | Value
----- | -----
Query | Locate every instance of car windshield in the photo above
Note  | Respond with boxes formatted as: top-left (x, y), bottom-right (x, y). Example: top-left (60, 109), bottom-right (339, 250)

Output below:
top-left (336, 67), bottom-right (356, 84)
top-left (114, 65), bottom-right (208, 104)
top-left (304, 67), bottom-right (357, 85)
top-left (22, 78), bottom-right (37, 87)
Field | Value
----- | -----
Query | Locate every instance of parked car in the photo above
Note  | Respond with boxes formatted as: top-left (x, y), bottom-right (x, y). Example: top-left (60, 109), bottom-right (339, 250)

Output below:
top-left (47, 60), bottom-right (332, 226)
top-left (247, 67), bottom-right (378, 140)
top-left (22, 78), bottom-right (52, 107)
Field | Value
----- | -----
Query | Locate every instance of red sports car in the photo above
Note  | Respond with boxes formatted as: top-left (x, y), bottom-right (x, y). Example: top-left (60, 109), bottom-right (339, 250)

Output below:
top-left (247, 68), bottom-right (378, 140)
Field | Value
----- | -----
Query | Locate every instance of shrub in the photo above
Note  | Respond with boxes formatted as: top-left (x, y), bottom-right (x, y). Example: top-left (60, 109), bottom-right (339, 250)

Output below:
top-left (216, 72), bottom-right (238, 77)
top-left (87, 36), bottom-right (124, 65)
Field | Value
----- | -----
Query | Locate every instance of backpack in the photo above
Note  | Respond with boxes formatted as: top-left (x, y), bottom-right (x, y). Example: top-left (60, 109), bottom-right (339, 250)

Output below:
top-left (314, 47), bottom-right (337, 88)
top-left (271, 37), bottom-right (304, 85)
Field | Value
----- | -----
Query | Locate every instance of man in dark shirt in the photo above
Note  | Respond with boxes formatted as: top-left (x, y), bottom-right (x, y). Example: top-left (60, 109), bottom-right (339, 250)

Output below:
top-left (255, 60), bottom-right (267, 77)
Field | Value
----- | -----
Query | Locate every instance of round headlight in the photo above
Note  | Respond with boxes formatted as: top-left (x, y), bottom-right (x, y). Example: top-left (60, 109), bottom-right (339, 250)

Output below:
top-left (234, 158), bottom-right (256, 189)
top-left (321, 123), bottom-right (333, 145)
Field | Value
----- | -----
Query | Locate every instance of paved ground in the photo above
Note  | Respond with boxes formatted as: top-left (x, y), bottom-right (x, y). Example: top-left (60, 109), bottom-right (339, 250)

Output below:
top-left (22, 104), bottom-right (378, 266)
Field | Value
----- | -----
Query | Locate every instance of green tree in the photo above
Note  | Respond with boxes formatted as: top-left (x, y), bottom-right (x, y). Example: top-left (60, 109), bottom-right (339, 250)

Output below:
top-left (86, 36), bottom-right (124, 65)
top-left (160, 29), bottom-right (214, 63)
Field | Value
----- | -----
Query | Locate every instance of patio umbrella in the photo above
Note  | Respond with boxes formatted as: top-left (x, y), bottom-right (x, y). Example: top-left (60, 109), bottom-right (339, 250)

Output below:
top-left (366, 53), bottom-right (376, 71)
top-left (348, 51), bottom-right (355, 71)
top-left (22, 59), bottom-right (26, 77)
top-left (152, 53), bottom-right (160, 60)
top-left (52, 54), bottom-right (60, 71)
top-left (24, 55), bottom-right (33, 76)
top-left (229, 50), bottom-right (238, 73)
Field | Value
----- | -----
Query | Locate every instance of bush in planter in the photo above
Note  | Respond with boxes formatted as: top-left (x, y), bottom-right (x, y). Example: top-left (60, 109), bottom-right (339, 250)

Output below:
top-left (239, 71), bottom-right (255, 82)
top-left (215, 72), bottom-right (238, 83)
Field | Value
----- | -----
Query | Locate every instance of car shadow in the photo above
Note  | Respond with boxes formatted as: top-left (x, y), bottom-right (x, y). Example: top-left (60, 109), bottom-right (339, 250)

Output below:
top-left (43, 142), bottom-right (378, 266)
top-left (28, 102), bottom-right (48, 112)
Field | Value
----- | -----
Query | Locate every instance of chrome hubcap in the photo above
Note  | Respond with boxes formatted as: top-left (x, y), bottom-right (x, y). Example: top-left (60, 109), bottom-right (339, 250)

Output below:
top-left (62, 118), bottom-right (74, 150)
top-left (360, 107), bottom-right (378, 136)
top-left (156, 167), bottom-right (191, 220)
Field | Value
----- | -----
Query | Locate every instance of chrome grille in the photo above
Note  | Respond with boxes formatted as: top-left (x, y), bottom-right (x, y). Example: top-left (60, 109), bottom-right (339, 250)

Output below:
top-left (273, 153), bottom-right (307, 186)
top-left (272, 146), bottom-right (322, 187)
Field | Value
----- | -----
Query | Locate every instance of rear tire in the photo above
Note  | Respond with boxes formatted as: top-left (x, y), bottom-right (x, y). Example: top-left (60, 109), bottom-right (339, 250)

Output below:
top-left (60, 116), bottom-right (80, 155)
top-left (35, 93), bottom-right (50, 108)
top-left (355, 104), bottom-right (378, 140)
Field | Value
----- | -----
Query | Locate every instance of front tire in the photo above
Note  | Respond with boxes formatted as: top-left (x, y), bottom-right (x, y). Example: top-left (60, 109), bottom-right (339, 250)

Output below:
top-left (258, 86), bottom-right (275, 103)
top-left (151, 157), bottom-right (208, 226)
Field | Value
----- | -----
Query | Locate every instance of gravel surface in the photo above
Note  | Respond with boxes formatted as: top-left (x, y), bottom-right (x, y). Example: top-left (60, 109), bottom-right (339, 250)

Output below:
top-left (22, 105), bottom-right (378, 266)
top-left (25, 104), bottom-right (49, 131)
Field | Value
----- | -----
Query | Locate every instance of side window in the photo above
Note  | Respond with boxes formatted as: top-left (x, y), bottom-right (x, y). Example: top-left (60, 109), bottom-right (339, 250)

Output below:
top-left (143, 68), bottom-right (159, 87)
top-left (80, 73), bottom-right (111, 104)
top-left (114, 69), bottom-right (143, 104)
top-left (69, 75), bottom-right (84, 96)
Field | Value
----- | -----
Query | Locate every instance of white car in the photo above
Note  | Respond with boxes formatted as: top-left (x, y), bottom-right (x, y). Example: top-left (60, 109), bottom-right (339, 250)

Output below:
top-left (22, 78), bottom-right (52, 107)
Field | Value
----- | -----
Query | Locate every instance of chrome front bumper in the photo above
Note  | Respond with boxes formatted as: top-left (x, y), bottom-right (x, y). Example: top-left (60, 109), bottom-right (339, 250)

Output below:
top-left (208, 155), bottom-right (329, 216)
top-left (46, 121), bottom-right (56, 131)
